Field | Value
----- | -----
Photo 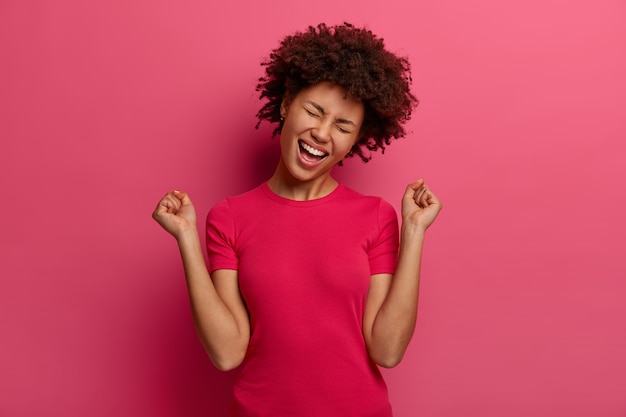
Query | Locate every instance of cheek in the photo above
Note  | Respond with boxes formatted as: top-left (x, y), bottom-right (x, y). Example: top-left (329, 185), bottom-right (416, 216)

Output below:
top-left (279, 118), bottom-right (293, 140)
top-left (280, 114), bottom-right (300, 136)
top-left (344, 136), bottom-right (360, 152)
top-left (278, 124), bottom-right (298, 153)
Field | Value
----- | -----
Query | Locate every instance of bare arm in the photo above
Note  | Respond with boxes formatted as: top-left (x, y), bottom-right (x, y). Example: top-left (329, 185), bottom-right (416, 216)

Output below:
top-left (363, 180), bottom-right (442, 368)
top-left (153, 191), bottom-right (250, 371)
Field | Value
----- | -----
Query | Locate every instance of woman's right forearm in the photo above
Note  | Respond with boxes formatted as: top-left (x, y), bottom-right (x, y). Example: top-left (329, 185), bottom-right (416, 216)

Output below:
top-left (175, 230), bottom-right (249, 370)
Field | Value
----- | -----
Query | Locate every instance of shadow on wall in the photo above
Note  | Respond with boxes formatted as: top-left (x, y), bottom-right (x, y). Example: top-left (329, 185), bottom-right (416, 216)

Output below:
top-left (143, 262), bottom-right (241, 416)
top-left (241, 130), bottom-right (282, 191)
top-left (146, 132), bottom-right (279, 416)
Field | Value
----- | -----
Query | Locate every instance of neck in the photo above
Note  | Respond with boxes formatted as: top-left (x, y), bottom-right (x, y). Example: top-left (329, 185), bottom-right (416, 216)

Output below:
top-left (267, 161), bottom-right (338, 201)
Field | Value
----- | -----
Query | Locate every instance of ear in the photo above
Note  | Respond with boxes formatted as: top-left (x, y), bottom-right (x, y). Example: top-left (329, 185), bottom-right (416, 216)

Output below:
top-left (280, 94), bottom-right (291, 118)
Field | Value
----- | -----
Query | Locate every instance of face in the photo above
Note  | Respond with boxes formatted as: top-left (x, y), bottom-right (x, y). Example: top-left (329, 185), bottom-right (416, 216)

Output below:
top-left (277, 82), bottom-right (364, 185)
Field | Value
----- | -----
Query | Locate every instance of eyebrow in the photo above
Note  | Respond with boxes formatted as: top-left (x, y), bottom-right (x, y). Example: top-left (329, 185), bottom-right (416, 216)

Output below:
top-left (306, 101), bottom-right (358, 126)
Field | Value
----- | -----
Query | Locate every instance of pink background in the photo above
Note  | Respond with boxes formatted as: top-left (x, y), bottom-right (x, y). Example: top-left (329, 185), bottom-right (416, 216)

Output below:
top-left (1, 0), bottom-right (625, 416)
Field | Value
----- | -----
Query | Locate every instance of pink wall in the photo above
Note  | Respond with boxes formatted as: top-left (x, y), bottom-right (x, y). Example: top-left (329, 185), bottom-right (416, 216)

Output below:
top-left (1, 0), bottom-right (625, 416)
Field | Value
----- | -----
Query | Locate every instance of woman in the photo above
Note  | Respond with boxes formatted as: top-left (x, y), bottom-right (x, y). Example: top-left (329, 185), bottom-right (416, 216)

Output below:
top-left (153, 23), bottom-right (442, 417)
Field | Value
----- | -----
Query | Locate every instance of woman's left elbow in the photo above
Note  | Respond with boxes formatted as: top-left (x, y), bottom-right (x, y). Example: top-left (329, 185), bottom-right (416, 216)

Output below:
top-left (372, 352), bottom-right (405, 369)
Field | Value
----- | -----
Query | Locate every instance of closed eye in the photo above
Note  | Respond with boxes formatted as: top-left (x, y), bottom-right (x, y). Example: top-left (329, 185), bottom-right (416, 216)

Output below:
top-left (304, 107), bottom-right (320, 118)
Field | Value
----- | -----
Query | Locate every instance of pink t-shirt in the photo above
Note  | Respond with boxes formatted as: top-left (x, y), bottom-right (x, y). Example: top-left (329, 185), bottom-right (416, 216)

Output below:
top-left (206, 182), bottom-right (399, 417)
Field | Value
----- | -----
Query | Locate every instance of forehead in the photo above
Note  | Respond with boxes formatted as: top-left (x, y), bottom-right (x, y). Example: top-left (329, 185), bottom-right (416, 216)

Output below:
top-left (295, 82), bottom-right (364, 116)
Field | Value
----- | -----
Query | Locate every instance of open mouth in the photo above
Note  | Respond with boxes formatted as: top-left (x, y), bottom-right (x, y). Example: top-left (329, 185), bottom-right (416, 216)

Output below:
top-left (299, 140), bottom-right (328, 161)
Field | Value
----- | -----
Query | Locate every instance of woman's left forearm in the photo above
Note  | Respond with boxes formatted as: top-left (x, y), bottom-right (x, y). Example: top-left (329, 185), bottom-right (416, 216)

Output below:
top-left (369, 226), bottom-right (426, 367)
top-left (366, 180), bottom-right (442, 367)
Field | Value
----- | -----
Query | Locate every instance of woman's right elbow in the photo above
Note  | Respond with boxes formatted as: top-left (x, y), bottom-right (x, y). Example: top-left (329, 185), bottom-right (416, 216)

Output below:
top-left (211, 354), bottom-right (245, 372)
top-left (207, 345), bottom-right (247, 372)
top-left (199, 331), bottom-right (249, 371)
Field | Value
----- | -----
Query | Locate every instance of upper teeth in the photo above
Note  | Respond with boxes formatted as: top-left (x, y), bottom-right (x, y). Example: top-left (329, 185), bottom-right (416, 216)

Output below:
top-left (301, 142), bottom-right (326, 156)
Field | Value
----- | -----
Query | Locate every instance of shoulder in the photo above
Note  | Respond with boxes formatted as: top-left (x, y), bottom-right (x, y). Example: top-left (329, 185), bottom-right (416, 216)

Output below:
top-left (337, 184), bottom-right (396, 214)
top-left (208, 184), bottom-right (265, 215)
top-left (333, 185), bottom-right (398, 231)
top-left (206, 184), bottom-right (269, 241)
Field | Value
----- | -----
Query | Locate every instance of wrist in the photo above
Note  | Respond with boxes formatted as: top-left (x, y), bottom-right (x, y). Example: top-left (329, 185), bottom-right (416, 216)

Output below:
top-left (401, 222), bottom-right (427, 238)
top-left (400, 228), bottom-right (426, 252)
top-left (175, 226), bottom-right (201, 245)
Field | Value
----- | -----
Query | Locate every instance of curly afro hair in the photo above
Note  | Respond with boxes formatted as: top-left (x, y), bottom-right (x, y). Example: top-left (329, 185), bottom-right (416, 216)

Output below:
top-left (256, 22), bottom-right (418, 162)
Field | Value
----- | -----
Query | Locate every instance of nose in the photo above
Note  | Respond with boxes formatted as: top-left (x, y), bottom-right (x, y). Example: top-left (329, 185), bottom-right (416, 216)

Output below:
top-left (311, 121), bottom-right (332, 143)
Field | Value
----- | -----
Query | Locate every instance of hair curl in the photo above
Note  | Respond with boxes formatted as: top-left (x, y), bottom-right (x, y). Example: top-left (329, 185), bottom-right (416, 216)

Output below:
top-left (255, 23), bottom-right (418, 162)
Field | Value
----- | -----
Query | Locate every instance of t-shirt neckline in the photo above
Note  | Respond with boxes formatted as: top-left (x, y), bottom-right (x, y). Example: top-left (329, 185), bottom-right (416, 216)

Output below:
top-left (260, 181), bottom-right (345, 207)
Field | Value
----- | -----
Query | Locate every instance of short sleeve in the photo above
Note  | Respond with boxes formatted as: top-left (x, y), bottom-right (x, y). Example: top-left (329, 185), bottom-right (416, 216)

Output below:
top-left (368, 199), bottom-right (399, 275)
top-left (205, 199), bottom-right (239, 273)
